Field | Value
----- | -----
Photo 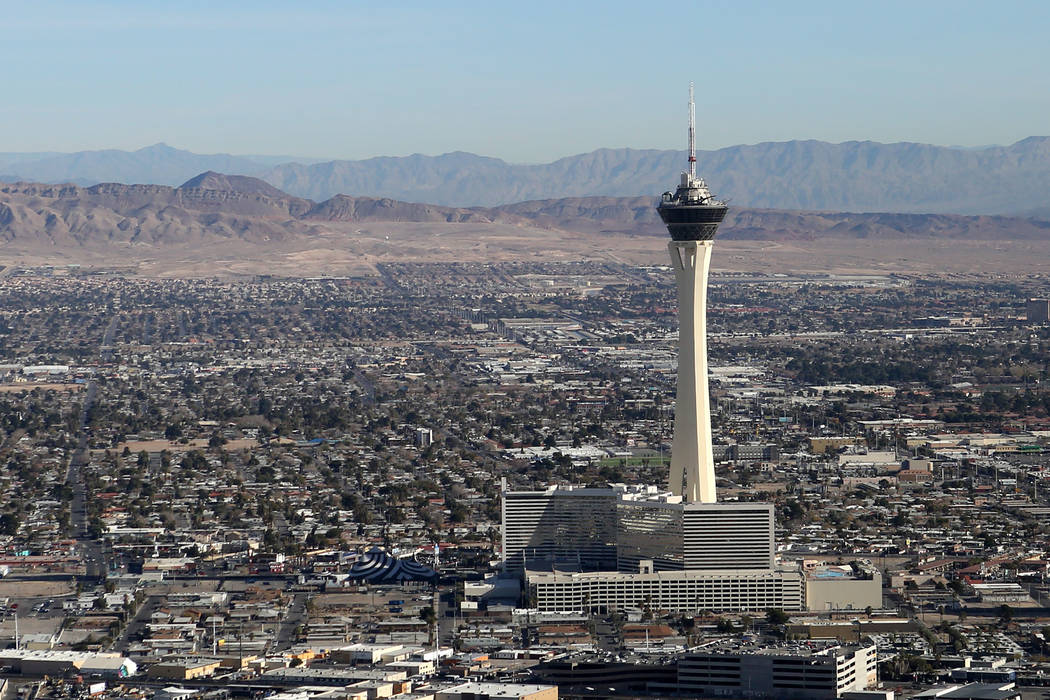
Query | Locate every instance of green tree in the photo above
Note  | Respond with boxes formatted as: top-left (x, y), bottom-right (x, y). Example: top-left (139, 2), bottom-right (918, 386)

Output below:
top-left (420, 606), bottom-right (438, 647)
top-left (0, 513), bottom-right (19, 536)
top-left (765, 608), bottom-right (789, 626)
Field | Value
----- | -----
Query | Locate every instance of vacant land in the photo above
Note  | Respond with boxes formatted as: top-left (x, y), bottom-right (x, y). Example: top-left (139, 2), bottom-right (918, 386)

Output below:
top-left (0, 221), bottom-right (1046, 277)
top-left (0, 383), bottom-right (84, 393)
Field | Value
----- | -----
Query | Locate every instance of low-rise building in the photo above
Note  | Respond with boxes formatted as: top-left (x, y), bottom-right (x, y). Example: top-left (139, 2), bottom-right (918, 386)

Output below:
top-left (0, 650), bottom-right (137, 679)
top-left (436, 682), bottom-right (557, 700)
top-left (806, 564), bottom-right (883, 611)
top-left (145, 658), bottom-right (222, 680)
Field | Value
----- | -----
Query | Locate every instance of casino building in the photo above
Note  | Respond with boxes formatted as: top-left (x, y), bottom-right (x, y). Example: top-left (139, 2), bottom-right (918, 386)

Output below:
top-left (501, 91), bottom-right (869, 615)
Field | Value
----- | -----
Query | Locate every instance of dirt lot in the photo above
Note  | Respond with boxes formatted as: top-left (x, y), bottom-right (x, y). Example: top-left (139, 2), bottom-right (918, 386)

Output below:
top-left (0, 383), bottom-right (84, 393)
top-left (1, 222), bottom-right (1048, 277)
top-left (0, 580), bottom-right (73, 599)
top-left (109, 438), bottom-right (259, 454)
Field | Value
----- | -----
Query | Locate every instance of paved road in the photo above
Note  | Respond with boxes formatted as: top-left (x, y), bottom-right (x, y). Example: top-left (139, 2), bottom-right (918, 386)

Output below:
top-left (68, 314), bottom-right (120, 581)
top-left (349, 365), bottom-right (376, 407)
top-left (111, 595), bottom-right (159, 652)
top-left (436, 586), bottom-right (453, 648)
top-left (68, 392), bottom-right (103, 580)
top-left (274, 592), bottom-right (308, 651)
top-left (374, 263), bottom-right (403, 293)
top-left (595, 618), bottom-right (620, 651)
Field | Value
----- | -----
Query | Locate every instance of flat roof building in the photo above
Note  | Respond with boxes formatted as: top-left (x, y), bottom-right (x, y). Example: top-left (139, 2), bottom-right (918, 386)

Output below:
top-left (806, 564), bottom-right (884, 611)
top-left (436, 682), bottom-right (558, 700)
top-left (527, 566), bottom-right (804, 614)
top-left (675, 641), bottom-right (877, 699)
top-left (0, 650), bottom-right (137, 679)
top-left (617, 497), bottom-right (775, 573)
top-left (1027, 298), bottom-right (1049, 323)
top-left (501, 484), bottom-right (618, 574)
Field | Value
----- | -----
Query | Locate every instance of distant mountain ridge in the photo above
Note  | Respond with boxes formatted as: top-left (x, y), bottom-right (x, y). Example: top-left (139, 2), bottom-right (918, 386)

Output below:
top-left (267, 137), bottom-right (1048, 214)
top-left (0, 143), bottom-right (272, 188)
top-left (1, 138), bottom-right (1050, 216)
top-left (0, 173), bottom-right (1048, 252)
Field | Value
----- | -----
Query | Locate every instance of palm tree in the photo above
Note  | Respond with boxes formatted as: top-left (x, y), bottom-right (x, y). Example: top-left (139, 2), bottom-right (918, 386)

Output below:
top-left (420, 606), bottom-right (438, 648)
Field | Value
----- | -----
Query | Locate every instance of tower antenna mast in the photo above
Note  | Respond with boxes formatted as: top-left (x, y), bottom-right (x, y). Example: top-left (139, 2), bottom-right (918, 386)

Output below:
top-left (688, 82), bottom-right (696, 178)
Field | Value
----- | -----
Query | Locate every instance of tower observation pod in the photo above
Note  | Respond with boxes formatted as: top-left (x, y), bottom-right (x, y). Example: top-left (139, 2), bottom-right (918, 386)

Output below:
top-left (657, 84), bottom-right (728, 503)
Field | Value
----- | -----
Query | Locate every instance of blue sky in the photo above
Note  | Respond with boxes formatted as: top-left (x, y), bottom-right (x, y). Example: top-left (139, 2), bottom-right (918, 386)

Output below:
top-left (2, 0), bottom-right (1049, 162)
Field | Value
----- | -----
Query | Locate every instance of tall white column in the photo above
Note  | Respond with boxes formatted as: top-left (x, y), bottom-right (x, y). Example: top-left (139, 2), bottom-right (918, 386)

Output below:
top-left (668, 240), bottom-right (716, 503)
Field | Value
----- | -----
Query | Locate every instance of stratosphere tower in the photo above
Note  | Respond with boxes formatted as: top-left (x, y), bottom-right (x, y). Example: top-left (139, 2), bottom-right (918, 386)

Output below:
top-left (658, 84), bottom-right (728, 503)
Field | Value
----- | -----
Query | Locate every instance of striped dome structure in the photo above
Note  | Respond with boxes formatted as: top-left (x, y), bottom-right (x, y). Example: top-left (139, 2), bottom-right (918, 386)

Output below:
top-left (346, 548), bottom-right (437, 583)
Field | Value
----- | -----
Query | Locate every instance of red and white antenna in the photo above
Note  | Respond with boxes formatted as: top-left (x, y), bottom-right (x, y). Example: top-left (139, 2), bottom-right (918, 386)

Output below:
top-left (688, 82), bottom-right (696, 178)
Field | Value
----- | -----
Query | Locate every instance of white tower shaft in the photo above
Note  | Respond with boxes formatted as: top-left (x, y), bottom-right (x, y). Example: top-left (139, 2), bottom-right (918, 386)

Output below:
top-left (668, 240), bottom-right (716, 503)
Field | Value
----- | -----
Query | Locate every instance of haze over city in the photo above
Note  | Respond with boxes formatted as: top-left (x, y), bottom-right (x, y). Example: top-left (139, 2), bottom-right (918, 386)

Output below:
top-left (3, 0), bottom-right (1050, 161)
top-left (1, 3), bottom-right (1050, 700)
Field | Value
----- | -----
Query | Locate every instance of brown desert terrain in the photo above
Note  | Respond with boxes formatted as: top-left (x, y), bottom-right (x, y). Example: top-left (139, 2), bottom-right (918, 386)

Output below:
top-left (1, 175), bottom-right (1048, 277)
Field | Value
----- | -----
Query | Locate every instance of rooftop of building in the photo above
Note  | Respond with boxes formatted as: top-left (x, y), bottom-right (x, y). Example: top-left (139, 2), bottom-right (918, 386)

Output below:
top-left (805, 561), bottom-right (880, 581)
top-left (525, 564), bottom-right (800, 582)
top-left (912, 683), bottom-right (1018, 700)
top-left (688, 639), bottom-right (874, 659)
top-left (442, 681), bottom-right (558, 696)
top-left (0, 649), bottom-right (127, 661)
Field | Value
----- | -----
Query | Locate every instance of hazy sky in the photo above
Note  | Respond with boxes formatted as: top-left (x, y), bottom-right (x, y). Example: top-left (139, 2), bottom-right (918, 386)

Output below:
top-left (3, 0), bottom-right (1049, 162)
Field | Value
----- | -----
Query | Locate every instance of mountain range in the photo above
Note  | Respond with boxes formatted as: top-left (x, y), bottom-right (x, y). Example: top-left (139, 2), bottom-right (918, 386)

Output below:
top-left (3, 138), bottom-right (1050, 216)
top-left (2, 173), bottom-right (1048, 253)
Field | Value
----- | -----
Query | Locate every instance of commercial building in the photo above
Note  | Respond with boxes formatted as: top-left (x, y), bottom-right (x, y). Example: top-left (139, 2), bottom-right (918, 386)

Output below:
top-left (329, 643), bottom-right (410, 665)
top-left (436, 682), bottom-right (558, 700)
top-left (262, 666), bottom-right (407, 687)
top-left (675, 642), bottom-right (877, 699)
top-left (501, 484), bottom-right (617, 574)
top-left (528, 567), bottom-right (805, 613)
top-left (616, 496), bottom-right (774, 573)
top-left (805, 564), bottom-right (884, 611)
top-left (972, 583), bottom-right (1028, 603)
top-left (0, 650), bottom-right (137, 678)
top-left (809, 437), bottom-right (866, 455)
top-left (712, 443), bottom-right (780, 462)
top-left (531, 659), bottom-right (676, 694)
top-left (913, 683), bottom-right (1020, 700)
top-left (505, 93), bottom-right (879, 616)
top-left (1027, 298), bottom-right (1049, 323)
top-left (146, 658), bottom-right (222, 680)
top-left (504, 480), bottom-right (797, 613)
